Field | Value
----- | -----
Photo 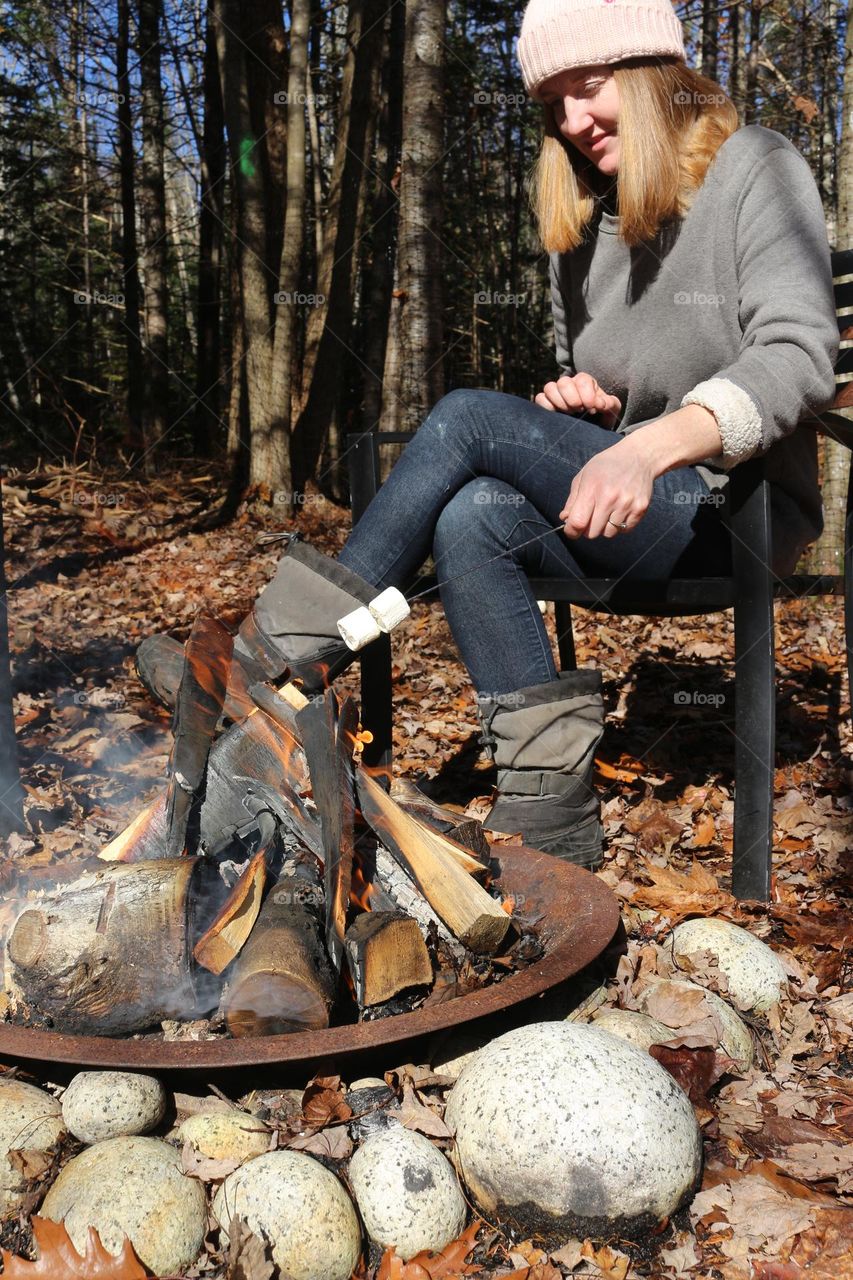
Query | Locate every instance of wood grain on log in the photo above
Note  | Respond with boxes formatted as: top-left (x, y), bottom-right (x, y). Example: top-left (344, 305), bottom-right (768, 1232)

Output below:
top-left (224, 856), bottom-right (335, 1037)
top-left (344, 911), bottom-right (432, 1008)
top-left (7, 859), bottom-right (202, 1035)
top-left (295, 690), bottom-right (357, 973)
top-left (193, 848), bottom-right (266, 975)
top-left (389, 778), bottom-right (491, 863)
top-left (164, 613), bottom-right (233, 857)
top-left (356, 771), bottom-right (510, 955)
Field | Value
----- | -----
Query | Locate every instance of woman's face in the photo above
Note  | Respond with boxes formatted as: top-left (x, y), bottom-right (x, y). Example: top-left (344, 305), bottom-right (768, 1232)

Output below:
top-left (539, 64), bottom-right (621, 176)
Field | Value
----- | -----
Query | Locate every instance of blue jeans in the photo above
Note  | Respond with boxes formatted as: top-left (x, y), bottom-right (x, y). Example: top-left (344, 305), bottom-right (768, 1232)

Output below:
top-left (338, 389), bottom-right (731, 696)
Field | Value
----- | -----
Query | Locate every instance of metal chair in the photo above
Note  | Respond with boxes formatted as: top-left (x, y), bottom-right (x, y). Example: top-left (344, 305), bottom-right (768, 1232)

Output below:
top-left (348, 247), bottom-right (853, 901)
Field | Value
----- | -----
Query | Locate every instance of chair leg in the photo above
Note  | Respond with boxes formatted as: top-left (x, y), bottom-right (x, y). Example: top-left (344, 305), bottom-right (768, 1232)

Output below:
top-left (358, 634), bottom-right (393, 775)
top-left (554, 602), bottom-right (577, 671)
top-left (732, 584), bottom-right (775, 901)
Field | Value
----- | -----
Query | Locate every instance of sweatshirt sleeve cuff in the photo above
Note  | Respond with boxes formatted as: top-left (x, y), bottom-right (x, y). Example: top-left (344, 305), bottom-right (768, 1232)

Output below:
top-left (680, 377), bottom-right (763, 470)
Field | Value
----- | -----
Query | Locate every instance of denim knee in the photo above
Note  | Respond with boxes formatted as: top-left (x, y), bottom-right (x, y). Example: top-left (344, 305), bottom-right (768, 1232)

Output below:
top-left (433, 477), bottom-right (525, 566)
top-left (422, 388), bottom-right (501, 447)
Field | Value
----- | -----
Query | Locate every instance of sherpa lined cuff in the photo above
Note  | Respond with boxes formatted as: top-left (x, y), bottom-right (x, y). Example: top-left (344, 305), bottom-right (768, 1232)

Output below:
top-left (680, 377), bottom-right (763, 470)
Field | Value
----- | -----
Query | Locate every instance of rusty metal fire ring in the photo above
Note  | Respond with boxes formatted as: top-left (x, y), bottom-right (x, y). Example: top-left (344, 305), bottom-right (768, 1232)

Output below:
top-left (0, 847), bottom-right (620, 1072)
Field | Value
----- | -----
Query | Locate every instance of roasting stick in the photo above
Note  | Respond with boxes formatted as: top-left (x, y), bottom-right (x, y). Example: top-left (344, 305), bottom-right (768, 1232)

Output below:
top-left (336, 520), bottom-right (568, 652)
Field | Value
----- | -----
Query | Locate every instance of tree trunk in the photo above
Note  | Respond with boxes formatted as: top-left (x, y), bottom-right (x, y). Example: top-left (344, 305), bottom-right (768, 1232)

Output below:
top-left (117, 0), bottom-right (145, 451)
top-left (0, 480), bottom-right (24, 836)
top-left (268, 0), bottom-right (311, 507)
top-left (138, 0), bottom-right (171, 459)
top-left (395, 0), bottom-right (447, 433)
top-left (215, 0), bottom-right (290, 493)
top-left (193, 3), bottom-right (226, 457)
top-left (291, 0), bottom-right (388, 492)
top-left (359, 0), bottom-right (403, 439)
top-left (699, 0), bottom-right (718, 83)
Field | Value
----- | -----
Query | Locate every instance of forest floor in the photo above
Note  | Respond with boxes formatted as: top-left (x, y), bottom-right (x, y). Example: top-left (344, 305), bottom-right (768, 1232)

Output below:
top-left (2, 461), bottom-right (853, 1279)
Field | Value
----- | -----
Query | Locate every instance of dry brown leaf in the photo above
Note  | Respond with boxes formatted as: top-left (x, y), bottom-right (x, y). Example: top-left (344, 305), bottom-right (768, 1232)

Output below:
top-left (691, 811), bottom-right (716, 847)
top-left (181, 1140), bottom-right (243, 1182)
top-left (649, 1043), bottom-right (723, 1104)
top-left (633, 859), bottom-right (734, 919)
top-left (622, 797), bottom-right (683, 854)
top-left (287, 1125), bottom-right (353, 1160)
top-left (580, 1239), bottom-right (631, 1280)
top-left (301, 1075), bottom-right (351, 1127)
top-left (1, 1217), bottom-right (146, 1279)
top-left (376, 1219), bottom-right (482, 1278)
top-left (690, 1172), bottom-right (815, 1258)
top-left (770, 1142), bottom-right (853, 1191)
top-left (226, 1215), bottom-right (275, 1280)
top-left (398, 1080), bottom-right (453, 1138)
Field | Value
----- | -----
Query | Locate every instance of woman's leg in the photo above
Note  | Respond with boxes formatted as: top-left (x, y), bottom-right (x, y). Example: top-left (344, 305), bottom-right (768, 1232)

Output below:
top-left (428, 466), bottom-right (729, 696)
top-left (338, 387), bottom-right (730, 593)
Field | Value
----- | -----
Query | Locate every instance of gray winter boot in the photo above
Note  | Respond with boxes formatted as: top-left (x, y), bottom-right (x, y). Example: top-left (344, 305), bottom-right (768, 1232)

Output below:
top-left (136, 537), bottom-right (377, 710)
top-left (476, 669), bottom-right (605, 868)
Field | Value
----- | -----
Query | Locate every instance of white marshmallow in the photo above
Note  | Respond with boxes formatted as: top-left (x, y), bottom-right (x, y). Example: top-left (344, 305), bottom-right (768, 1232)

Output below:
top-left (368, 588), bottom-right (410, 633)
top-left (338, 606), bottom-right (382, 652)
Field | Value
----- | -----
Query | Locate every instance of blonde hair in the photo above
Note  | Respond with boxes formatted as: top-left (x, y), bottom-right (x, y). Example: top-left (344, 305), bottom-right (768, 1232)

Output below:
top-left (529, 57), bottom-right (740, 251)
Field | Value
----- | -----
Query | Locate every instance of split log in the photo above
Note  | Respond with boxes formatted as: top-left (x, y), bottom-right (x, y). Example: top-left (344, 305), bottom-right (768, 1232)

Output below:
top-left (356, 771), bottom-right (510, 955)
top-left (164, 613), bottom-right (233, 857)
top-left (7, 859), bottom-right (203, 1035)
top-left (359, 840), bottom-right (466, 964)
top-left (224, 855), bottom-right (335, 1037)
top-left (193, 848), bottom-right (267, 975)
top-left (295, 690), bottom-right (358, 973)
top-left (344, 911), bottom-right (433, 1008)
top-left (390, 777), bottom-right (492, 863)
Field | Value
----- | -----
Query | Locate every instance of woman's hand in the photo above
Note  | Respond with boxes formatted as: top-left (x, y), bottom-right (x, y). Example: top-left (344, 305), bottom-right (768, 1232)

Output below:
top-left (560, 435), bottom-right (655, 539)
top-left (535, 373), bottom-right (622, 429)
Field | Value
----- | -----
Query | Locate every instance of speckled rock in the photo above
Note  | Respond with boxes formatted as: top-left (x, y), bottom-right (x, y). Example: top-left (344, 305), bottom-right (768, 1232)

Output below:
top-left (349, 1127), bottom-right (466, 1261)
top-left (637, 979), bottom-right (754, 1073)
top-left (213, 1151), bottom-right (361, 1280)
top-left (0, 1079), bottom-right (66, 1212)
top-left (671, 918), bottom-right (787, 1013)
top-left (591, 1008), bottom-right (675, 1051)
top-left (444, 1022), bottom-right (702, 1240)
top-left (177, 1111), bottom-right (270, 1164)
top-left (61, 1071), bottom-right (167, 1144)
top-left (41, 1136), bottom-right (206, 1276)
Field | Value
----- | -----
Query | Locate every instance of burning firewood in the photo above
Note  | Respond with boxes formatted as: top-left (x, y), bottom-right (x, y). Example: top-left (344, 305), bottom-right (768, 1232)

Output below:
top-left (6, 859), bottom-right (205, 1035)
top-left (355, 771), bottom-right (510, 955)
top-left (99, 706), bottom-right (312, 863)
top-left (295, 690), bottom-right (358, 974)
top-left (164, 613), bottom-right (233, 857)
top-left (192, 847), bottom-right (267, 975)
top-left (344, 911), bottom-right (433, 1009)
top-left (224, 854), bottom-right (336, 1038)
top-left (390, 777), bottom-right (491, 863)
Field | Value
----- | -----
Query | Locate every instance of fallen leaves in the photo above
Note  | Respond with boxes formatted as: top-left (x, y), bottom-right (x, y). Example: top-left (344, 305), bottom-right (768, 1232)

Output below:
top-left (1, 1218), bottom-right (146, 1279)
top-left (376, 1220), bottom-right (482, 1278)
top-left (632, 859), bottom-right (736, 919)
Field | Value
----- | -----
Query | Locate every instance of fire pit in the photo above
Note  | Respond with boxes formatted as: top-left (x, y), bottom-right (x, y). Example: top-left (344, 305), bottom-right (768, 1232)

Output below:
top-left (0, 846), bottom-right (619, 1074)
top-left (0, 619), bottom-right (621, 1077)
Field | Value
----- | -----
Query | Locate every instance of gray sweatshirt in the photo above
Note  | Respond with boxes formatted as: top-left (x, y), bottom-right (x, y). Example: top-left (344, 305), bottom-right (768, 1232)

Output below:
top-left (549, 124), bottom-right (840, 574)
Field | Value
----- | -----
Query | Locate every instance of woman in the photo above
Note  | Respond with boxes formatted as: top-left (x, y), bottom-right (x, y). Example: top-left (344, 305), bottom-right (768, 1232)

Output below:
top-left (138, 0), bottom-right (839, 869)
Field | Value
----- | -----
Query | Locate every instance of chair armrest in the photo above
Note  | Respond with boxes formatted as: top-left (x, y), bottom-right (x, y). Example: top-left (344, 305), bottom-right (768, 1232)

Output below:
top-left (803, 408), bottom-right (853, 450)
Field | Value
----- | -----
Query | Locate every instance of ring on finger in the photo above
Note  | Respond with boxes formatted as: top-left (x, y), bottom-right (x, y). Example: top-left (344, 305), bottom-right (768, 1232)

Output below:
top-left (606, 517), bottom-right (629, 530)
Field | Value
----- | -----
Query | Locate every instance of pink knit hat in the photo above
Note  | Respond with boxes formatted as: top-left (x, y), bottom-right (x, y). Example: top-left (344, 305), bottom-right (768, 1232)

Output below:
top-left (517, 0), bottom-right (686, 100)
